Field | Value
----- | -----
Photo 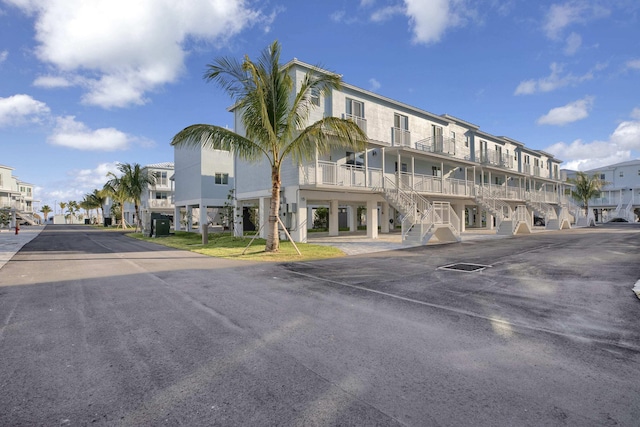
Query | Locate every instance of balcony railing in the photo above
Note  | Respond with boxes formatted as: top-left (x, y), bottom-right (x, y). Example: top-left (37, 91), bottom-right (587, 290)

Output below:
top-left (391, 127), bottom-right (411, 147)
top-left (476, 150), bottom-right (513, 169)
top-left (344, 114), bottom-right (367, 133)
top-left (300, 161), bottom-right (382, 188)
top-left (147, 199), bottom-right (173, 208)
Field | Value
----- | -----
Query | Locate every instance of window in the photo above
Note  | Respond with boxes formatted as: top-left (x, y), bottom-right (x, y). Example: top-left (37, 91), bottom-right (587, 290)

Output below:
top-left (534, 158), bottom-right (539, 167)
top-left (432, 166), bottom-right (441, 177)
top-left (395, 162), bottom-right (408, 173)
top-left (156, 171), bottom-right (168, 186)
top-left (346, 151), bottom-right (364, 166)
top-left (346, 98), bottom-right (364, 118)
top-left (600, 173), bottom-right (605, 180)
top-left (524, 155), bottom-right (530, 164)
top-left (394, 113), bottom-right (408, 130)
top-left (215, 173), bottom-right (229, 185)
top-left (155, 192), bottom-right (168, 200)
top-left (465, 136), bottom-right (469, 148)
top-left (619, 171), bottom-right (624, 177)
top-left (451, 131), bottom-right (456, 141)
top-left (310, 88), bottom-right (320, 106)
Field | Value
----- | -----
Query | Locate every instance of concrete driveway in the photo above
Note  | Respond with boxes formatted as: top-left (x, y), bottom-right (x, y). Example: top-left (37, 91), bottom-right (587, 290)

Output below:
top-left (0, 224), bottom-right (639, 426)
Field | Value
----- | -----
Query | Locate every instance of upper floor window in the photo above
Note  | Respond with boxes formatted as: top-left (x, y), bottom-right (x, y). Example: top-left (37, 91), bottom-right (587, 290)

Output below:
top-left (215, 173), bottom-right (229, 185)
top-left (346, 151), bottom-right (364, 166)
top-left (156, 171), bottom-right (168, 186)
top-left (619, 171), bottom-right (624, 177)
top-left (450, 131), bottom-right (456, 141)
top-left (394, 113), bottom-right (408, 130)
top-left (310, 88), bottom-right (320, 106)
top-left (524, 155), bottom-right (530, 164)
top-left (395, 162), bottom-right (408, 173)
top-left (155, 192), bottom-right (168, 200)
top-left (346, 98), bottom-right (364, 118)
top-left (465, 136), bottom-right (469, 148)
top-left (432, 166), bottom-right (441, 177)
top-left (600, 173), bottom-right (605, 180)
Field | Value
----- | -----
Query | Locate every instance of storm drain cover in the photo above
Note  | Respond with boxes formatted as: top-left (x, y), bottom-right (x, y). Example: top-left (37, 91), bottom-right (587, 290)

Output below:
top-left (438, 263), bottom-right (491, 272)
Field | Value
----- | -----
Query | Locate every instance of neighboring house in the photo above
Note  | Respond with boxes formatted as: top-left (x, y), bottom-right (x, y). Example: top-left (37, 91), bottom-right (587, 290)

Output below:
top-left (103, 162), bottom-right (175, 227)
top-left (0, 164), bottom-right (38, 227)
top-left (564, 159), bottom-right (640, 222)
top-left (228, 59), bottom-right (568, 245)
top-left (173, 146), bottom-right (234, 231)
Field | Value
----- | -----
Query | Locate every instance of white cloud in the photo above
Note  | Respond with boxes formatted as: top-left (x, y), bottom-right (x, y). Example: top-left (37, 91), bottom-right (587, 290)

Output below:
top-left (368, 78), bottom-right (381, 92)
top-left (514, 62), bottom-right (596, 95)
top-left (370, 5), bottom-right (404, 22)
top-left (48, 116), bottom-right (136, 151)
top-left (0, 50), bottom-right (7, 64)
top-left (543, 1), bottom-right (610, 40)
top-left (0, 94), bottom-right (50, 127)
top-left (8, 0), bottom-right (265, 108)
top-left (626, 59), bottom-right (640, 71)
top-left (40, 162), bottom-right (121, 206)
top-left (546, 108), bottom-right (640, 170)
top-left (564, 32), bottom-right (582, 55)
top-left (537, 96), bottom-right (593, 126)
top-left (404, 0), bottom-right (461, 44)
top-left (33, 75), bottom-right (73, 88)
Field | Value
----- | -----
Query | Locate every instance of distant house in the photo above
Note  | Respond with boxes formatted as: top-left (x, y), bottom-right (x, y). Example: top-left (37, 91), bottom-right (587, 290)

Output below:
top-left (564, 159), bottom-right (640, 222)
top-left (0, 164), bottom-right (38, 226)
top-left (173, 145), bottom-right (234, 231)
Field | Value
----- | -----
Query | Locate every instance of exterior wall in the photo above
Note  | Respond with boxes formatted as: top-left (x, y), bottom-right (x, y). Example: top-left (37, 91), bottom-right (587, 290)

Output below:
top-left (174, 146), bottom-right (234, 206)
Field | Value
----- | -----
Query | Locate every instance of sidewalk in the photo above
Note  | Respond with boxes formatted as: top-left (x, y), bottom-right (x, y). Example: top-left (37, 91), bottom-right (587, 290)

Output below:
top-left (0, 226), bottom-right (44, 270)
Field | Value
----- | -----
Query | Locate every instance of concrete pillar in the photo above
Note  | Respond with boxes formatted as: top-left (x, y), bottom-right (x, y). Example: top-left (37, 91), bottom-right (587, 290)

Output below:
top-left (488, 213), bottom-right (494, 230)
top-left (366, 199), bottom-right (378, 239)
top-left (454, 203), bottom-right (466, 233)
top-left (259, 197), bottom-right (269, 239)
top-left (348, 205), bottom-right (357, 232)
top-left (329, 200), bottom-right (339, 236)
top-left (380, 201), bottom-right (390, 233)
top-left (186, 205), bottom-right (193, 230)
top-left (174, 205), bottom-right (181, 231)
top-left (289, 195), bottom-right (307, 243)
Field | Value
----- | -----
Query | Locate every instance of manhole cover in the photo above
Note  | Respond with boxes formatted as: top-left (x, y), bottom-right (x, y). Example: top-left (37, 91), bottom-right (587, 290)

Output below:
top-left (438, 263), bottom-right (490, 272)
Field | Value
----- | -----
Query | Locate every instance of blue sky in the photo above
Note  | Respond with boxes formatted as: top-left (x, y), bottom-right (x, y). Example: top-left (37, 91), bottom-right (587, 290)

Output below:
top-left (1, 0), bottom-right (639, 212)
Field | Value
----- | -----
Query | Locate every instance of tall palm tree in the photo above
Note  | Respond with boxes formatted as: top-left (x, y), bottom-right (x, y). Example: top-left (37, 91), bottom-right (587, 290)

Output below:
top-left (67, 200), bottom-right (79, 223)
top-left (40, 205), bottom-right (52, 223)
top-left (103, 174), bottom-right (129, 229)
top-left (171, 40), bottom-right (367, 252)
top-left (116, 163), bottom-right (156, 232)
top-left (568, 171), bottom-right (605, 218)
top-left (88, 188), bottom-right (107, 224)
top-left (58, 202), bottom-right (67, 223)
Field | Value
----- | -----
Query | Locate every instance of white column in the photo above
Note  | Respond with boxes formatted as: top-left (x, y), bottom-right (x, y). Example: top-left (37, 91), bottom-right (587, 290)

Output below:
top-left (329, 200), bottom-right (339, 236)
top-left (348, 205), bottom-right (357, 232)
top-left (454, 203), bottom-right (466, 233)
top-left (186, 205), bottom-right (193, 230)
top-left (366, 199), bottom-right (378, 239)
top-left (174, 205), bottom-right (181, 231)
top-left (380, 201), bottom-right (390, 233)
top-left (292, 195), bottom-right (307, 243)
top-left (234, 200), bottom-right (243, 237)
top-left (199, 203), bottom-right (208, 229)
top-left (259, 197), bottom-right (269, 239)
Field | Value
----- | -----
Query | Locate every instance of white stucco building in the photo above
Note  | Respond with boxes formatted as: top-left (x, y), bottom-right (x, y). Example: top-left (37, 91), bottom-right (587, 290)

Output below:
top-left (228, 59), bottom-right (570, 245)
top-left (173, 145), bottom-right (235, 231)
top-left (0, 164), bottom-right (38, 227)
top-left (564, 159), bottom-right (640, 222)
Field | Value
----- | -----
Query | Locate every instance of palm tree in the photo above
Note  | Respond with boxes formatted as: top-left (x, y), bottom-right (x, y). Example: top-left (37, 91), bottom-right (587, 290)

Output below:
top-left (40, 205), bottom-right (52, 223)
top-left (58, 202), bottom-right (67, 223)
top-left (67, 200), bottom-right (79, 223)
top-left (103, 174), bottom-right (129, 229)
top-left (568, 171), bottom-right (605, 219)
top-left (88, 188), bottom-right (107, 224)
top-left (116, 163), bottom-right (156, 232)
top-left (171, 40), bottom-right (367, 252)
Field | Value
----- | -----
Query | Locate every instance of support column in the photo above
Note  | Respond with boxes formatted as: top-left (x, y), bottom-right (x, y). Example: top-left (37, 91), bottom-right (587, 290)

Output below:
top-left (292, 195), bottom-right (307, 243)
top-left (259, 197), bottom-right (269, 239)
top-left (475, 208), bottom-right (483, 228)
top-left (234, 200), bottom-right (243, 237)
top-left (348, 205), bottom-right (357, 232)
top-left (174, 205), bottom-right (181, 231)
top-left (366, 199), bottom-right (378, 239)
top-left (199, 203), bottom-right (209, 244)
top-left (186, 205), bottom-right (193, 230)
top-left (380, 201), bottom-right (390, 233)
top-left (488, 213), bottom-right (494, 230)
top-left (329, 200), bottom-right (339, 236)
top-left (454, 203), bottom-right (466, 233)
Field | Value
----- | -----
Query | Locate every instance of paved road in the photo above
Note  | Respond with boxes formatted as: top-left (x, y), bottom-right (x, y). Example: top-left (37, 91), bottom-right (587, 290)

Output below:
top-left (1, 224), bottom-right (639, 426)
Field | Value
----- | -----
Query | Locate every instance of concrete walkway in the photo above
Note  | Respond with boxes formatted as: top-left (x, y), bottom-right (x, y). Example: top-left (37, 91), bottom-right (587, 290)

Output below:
top-left (0, 226), bottom-right (44, 270)
top-left (307, 228), bottom-right (538, 255)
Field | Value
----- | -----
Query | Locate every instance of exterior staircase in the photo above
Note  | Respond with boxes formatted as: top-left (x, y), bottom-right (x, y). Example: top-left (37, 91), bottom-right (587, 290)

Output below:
top-left (496, 205), bottom-right (532, 235)
top-left (16, 210), bottom-right (38, 225)
top-left (473, 185), bottom-right (511, 229)
top-left (376, 177), bottom-right (460, 245)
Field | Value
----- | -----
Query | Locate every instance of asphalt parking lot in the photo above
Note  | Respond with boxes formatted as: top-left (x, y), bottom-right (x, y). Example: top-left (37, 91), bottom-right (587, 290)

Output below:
top-left (0, 224), bottom-right (639, 426)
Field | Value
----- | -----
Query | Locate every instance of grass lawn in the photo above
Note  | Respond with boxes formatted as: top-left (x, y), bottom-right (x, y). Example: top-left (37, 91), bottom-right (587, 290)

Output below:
top-left (128, 231), bottom-right (345, 262)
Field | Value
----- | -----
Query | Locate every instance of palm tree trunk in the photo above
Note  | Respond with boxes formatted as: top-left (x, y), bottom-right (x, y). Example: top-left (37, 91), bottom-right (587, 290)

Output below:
top-left (265, 168), bottom-right (281, 252)
top-left (120, 200), bottom-right (126, 229)
top-left (134, 203), bottom-right (140, 232)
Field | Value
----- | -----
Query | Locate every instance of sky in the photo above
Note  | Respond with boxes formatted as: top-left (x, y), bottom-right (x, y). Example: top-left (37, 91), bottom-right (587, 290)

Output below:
top-left (1, 0), bottom-right (639, 212)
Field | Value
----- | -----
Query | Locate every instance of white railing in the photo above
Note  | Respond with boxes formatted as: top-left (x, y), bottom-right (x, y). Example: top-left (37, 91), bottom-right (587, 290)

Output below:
top-left (476, 150), bottom-right (513, 169)
top-left (147, 199), bottom-right (173, 208)
top-left (415, 136), bottom-right (460, 158)
top-left (344, 114), bottom-right (367, 133)
top-left (391, 127), bottom-right (411, 147)
top-left (513, 205), bottom-right (532, 233)
top-left (300, 162), bottom-right (382, 188)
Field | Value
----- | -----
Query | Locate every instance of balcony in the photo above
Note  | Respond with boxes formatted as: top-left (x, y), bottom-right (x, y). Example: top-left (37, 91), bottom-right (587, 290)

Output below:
top-left (147, 199), bottom-right (173, 208)
top-left (343, 114), bottom-right (367, 133)
top-left (415, 136), bottom-right (458, 158)
top-left (391, 127), bottom-right (411, 147)
top-left (476, 150), bottom-right (513, 169)
top-left (300, 161), bottom-right (382, 188)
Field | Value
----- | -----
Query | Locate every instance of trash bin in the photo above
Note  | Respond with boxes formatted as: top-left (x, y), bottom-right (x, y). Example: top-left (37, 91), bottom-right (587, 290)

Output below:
top-left (84, 219), bottom-right (90, 225)
top-left (104, 217), bottom-right (112, 227)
